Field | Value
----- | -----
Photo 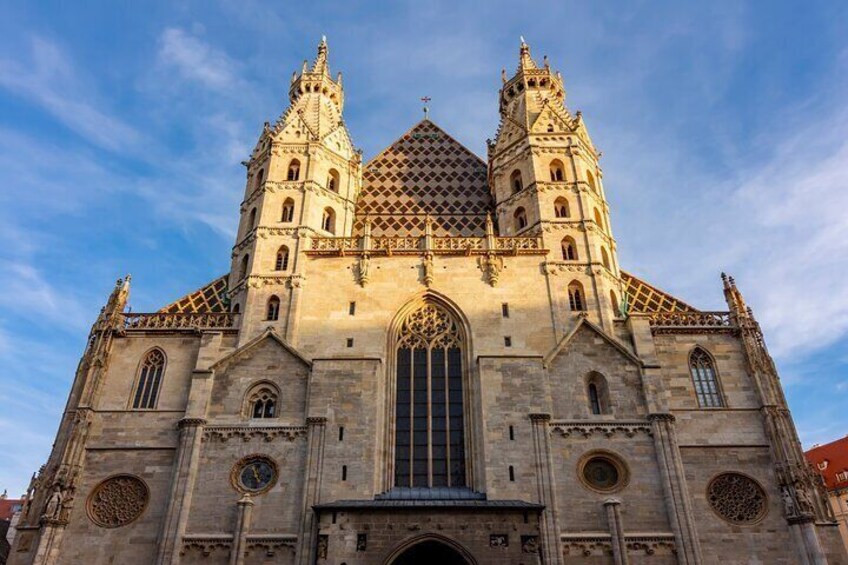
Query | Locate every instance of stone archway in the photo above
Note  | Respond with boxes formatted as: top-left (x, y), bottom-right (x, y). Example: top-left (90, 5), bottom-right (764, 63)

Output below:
top-left (390, 539), bottom-right (470, 565)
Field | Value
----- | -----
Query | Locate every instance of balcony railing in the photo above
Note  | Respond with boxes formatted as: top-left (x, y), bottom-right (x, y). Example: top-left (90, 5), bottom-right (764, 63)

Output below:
top-left (308, 235), bottom-right (545, 256)
top-left (646, 311), bottom-right (733, 329)
top-left (122, 312), bottom-right (238, 330)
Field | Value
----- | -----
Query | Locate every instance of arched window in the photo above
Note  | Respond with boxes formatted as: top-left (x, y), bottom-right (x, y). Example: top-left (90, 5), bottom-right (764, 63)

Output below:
top-left (586, 170), bottom-right (598, 193)
top-left (248, 207), bottom-right (257, 230)
top-left (132, 349), bottom-right (166, 409)
top-left (287, 159), bottom-right (301, 181)
top-left (547, 123), bottom-right (554, 132)
top-left (514, 207), bottom-right (527, 231)
top-left (255, 168), bottom-right (265, 190)
top-left (266, 296), bottom-right (280, 321)
top-left (322, 207), bottom-right (336, 234)
top-left (601, 247), bottom-right (611, 270)
top-left (275, 246), bottom-right (290, 271)
top-left (327, 168), bottom-right (340, 192)
top-left (239, 254), bottom-right (250, 280)
top-left (232, 303), bottom-right (240, 314)
top-left (594, 208), bottom-right (607, 232)
top-left (610, 290), bottom-right (619, 315)
top-left (586, 372), bottom-right (611, 415)
top-left (550, 159), bottom-right (565, 182)
top-left (568, 280), bottom-right (585, 311)
top-left (554, 197), bottom-right (569, 218)
top-left (510, 170), bottom-right (523, 193)
top-left (281, 198), bottom-right (295, 222)
top-left (690, 348), bottom-right (724, 407)
top-left (394, 302), bottom-right (466, 488)
top-left (246, 383), bottom-right (279, 419)
top-left (561, 236), bottom-right (578, 261)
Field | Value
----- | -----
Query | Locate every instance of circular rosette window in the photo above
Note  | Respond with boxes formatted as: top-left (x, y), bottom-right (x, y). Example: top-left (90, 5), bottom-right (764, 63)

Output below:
top-left (707, 472), bottom-right (768, 524)
top-left (231, 454), bottom-right (278, 495)
top-left (86, 474), bottom-right (149, 528)
top-left (578, 451), bottom-right (630, 494)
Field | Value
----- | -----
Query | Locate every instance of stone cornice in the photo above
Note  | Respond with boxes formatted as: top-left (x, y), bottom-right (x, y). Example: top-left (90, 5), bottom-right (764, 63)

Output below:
top-left (549, 420), bottom-right (653, 439)
top-left (201, 425), bottom-right (308, 443)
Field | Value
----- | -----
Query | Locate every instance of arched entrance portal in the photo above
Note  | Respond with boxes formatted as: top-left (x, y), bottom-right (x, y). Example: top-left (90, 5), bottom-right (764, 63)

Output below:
top-left (390, 540), bottom-right (470, 565)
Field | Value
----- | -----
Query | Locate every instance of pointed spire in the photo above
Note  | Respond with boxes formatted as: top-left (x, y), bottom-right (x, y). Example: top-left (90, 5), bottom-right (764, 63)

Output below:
top-left (312, 35), bottom-right (330, 76)
top-left (518, 36), bottom-right (536, 70)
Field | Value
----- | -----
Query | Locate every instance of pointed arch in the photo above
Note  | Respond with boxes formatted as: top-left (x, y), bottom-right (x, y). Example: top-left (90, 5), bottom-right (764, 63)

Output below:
top-left (690, 347), bottom-right (724, 407)
top-left (561, 236), bottom-right (578, 261)
top-left (382, 534), bottom-right (478, 565)
top-left (239, 254), bottom-right (250, 280)
top-left (594, 207), bottom-right (604, 230)
top-left (509, 169), bottom-right (523, 194)
top-left (248, 207), bottom-right (257, 230)
top-left (610, 290), bottom-right (619, 316)
top-left (322, 207), bottom-right (336, 234)
top-left (266, 295), bottom-right (281, 321)
top-left (255, 168), bottom-right (265, 190)
top-left (286, 159), bottom-right (301, 181)
top-left (554, 197), bottom-right (570, 218)
top-left (601, 246), bottom-right (611, 270)
top-left (567, 280), bottom-right (586, 311)
top-left (275, 246), bottom-right (290, 271)
top-left (232, 302), bottom-right (240, 314)
top-left (586, 371), bottom-right (611, 415)
top-left (386, 291), bottom-right (474, 492)
top-left (550, 159), bottom-right (565, 182)
top-left (327, 168), bottom-right (340, 192)
top-left (131, 348), bottom-right (166, 409)
top-left (281, 198), bottom-right (295, 222)
top-left (586, 169), bottom-right (598, 193)
top-left (513, 207), bottom-right (527, 231)
top-left (244, 380), bottom-right (280, 419)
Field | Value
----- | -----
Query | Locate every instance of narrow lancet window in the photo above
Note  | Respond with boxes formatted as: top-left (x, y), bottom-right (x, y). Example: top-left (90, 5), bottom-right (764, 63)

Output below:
top-left (281, 198), bottom-right (295, 222)
top-left (287, 159), bottom-right (301, 181)
top-left (132, 349), bottom-right (166, 409)
top-left (266, 296), bottom-right (280, 321)
top-left (276, 246), bottom-right (290, 271)
top-left (514, 207), bottom-right (527, 231)
top-left (690, 348), bottom-right (724, 407)
top-left (554, 197), bottom-right (569, 218)
top-left (561, 237), bottom-right (578, 261)
top-left (510, 170), bottom-right (523, 193)
top-left (322, 208), bottom-right (336, 234)
top-left (550, 159), bottom-right (565, 182)
top-left (568, 281), bottom-right (586, 311)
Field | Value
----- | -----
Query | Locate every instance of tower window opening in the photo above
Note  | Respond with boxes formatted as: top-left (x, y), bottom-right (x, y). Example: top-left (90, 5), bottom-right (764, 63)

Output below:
top-left (504, 336), bottom-right (512, 347)
top-left (349, 301), bottom-right (356, 315)
top-left (342, 465), bottom-right (347, 481)
top-left (281, 198), bottom-right (295, 222)
top-left (502, 303), bottom-right (510, 318)
top-left (247, 384), bottom-right (278, 419)
top-left (255, 168), bottom-right (265, 190)
top-left (586, 372), bottom-right (611, 415)
top-left (568, 280), bottom-right (586, 311)
top-left (550, 160), bottom-right (565, 182)
top-left (131, 349), bottom-right (166, 409)
top-left (554, 197), bottom-right (569, 218)
top-left (547, 123), bottom-right (554, 132)
top-left (601, 246), bottom-right (611, 270)
top-left (594, 208), bottom-right (605, 232)
top-left (339, 426), bottom-right (345, 441)
top-left (328, 168), bottom-right (340, 193)
top-left (239, 254), bottom-right (250, 280)
top-left (561, 237), bottom-right (578, 261)
top-left (275, 246), bottom-right (290, 271)
top-left (610, 290), bottom-right (619, 316)
top-left (509, 465), bottom-right (515, 482)
top-left (266, 296), bottom-right (281, 321)
top-left (514, 207), bottom-right (528, 231)
top-left (287, 159), bottom-right (301, 181)
top-left (586, 170), bottom-right (598, 193)
top-left (510, 170), bottom-right (523, 194)
top-left (248, 207), bottom-right (257, 230)
top-left (322, 207), bottom-right (336, 234)
top-left (690, 348), bottom-right (724, 408)
top-left (509, 425), bottom-right (515, 440)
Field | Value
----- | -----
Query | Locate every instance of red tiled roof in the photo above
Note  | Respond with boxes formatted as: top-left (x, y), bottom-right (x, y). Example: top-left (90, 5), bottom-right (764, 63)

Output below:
top-left (805, 436), bottom-right (848, 491)
top-left (0, 498), bottom-right (24, 521)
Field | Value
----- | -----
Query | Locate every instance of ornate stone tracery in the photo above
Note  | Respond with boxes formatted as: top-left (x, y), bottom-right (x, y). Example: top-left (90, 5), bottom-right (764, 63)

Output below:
top-left (396, 303), bottom-right (462, 350)
top-left (707, 472), bottom-right (767, 525)
top-left (86, 475), bottom-right (149, 528)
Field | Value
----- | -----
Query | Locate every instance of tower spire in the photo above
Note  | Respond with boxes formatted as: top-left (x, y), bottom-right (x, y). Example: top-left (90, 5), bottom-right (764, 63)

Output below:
top-left (312, 35), bottom-right (330, 76)
top-left (518, 36), bottom-right (536, 70)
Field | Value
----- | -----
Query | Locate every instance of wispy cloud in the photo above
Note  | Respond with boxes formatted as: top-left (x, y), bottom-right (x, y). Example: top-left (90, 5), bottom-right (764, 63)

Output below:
top-left (157, 27), bottom-right (242, 91)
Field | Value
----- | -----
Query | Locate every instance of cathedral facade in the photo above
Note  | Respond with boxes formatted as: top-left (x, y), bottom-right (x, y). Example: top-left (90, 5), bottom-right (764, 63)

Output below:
top-left (9, 39), bottom-right (847, 565)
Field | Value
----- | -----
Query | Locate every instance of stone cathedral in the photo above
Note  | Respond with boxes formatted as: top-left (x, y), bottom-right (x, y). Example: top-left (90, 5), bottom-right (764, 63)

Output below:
top-left (9, 39), bottom-right (847, 565)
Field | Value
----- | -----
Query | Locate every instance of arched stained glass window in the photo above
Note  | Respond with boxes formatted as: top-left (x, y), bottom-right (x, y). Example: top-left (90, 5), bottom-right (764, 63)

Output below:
top-left (690, 347), bottom-right (724, 407)
top-left (132, 349), bottom-right (165, 409)
top-left (394, 302), bottom-right (466, 488)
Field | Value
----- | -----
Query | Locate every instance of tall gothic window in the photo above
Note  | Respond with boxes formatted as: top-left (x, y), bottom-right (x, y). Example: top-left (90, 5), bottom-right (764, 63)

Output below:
top-left (561, 236), bottom-right (578, 261)
top-left (275, 246), bottom-right (290, 271)
top-left (266, 296), bottom-right (280, 321)
top-left (322, 208), bottom-right (336, 234)
top-left (690, 348), bottom-right (724, 407)
top-left (246, 383), bottom-right (278, 419)
top-left (510, 170), bottom-right (523, 193)
top-left (586, 169), bottom-right (598, 193)
top-left (586, 372), bottom-right (610, 415)
top-left (281, 198), bottom-right (295, 222)
top-left (601, 247), bottom-right (611, 270)
top-left (132, 349), bottom-right (165, 409)
top-left (568, 280), bottom-right (585, 311)
top-left (394, 302), bottom-right (466, 488)
top-left (255, 168), bottom-right (265, 190)
top-left (327, 168), bottom-right (340, 192)
top-left (554, 197), bottom-right (569, 218)
top-left (550, 159), bottom-right (565, 182)
top-left (514, 207), bottom-right (527, 231)
top-left (287, 159), bottom-right (301, 181)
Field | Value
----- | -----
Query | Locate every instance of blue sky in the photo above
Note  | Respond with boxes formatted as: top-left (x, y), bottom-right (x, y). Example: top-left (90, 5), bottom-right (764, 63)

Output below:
top-left (1, 1), bottom-right (847, 496)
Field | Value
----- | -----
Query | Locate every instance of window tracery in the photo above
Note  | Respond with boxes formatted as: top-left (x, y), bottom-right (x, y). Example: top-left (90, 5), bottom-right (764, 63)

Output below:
top-left (394, 302), bottom-right (466, 488)
top-left (246, 384), bottom-right (279, 419)
top-left (561, 237), bottom-right (578, 261)
top-left (275, 246), bottom-right (290, 271)
top-left (266, 296), bottom-right (280, 321)
top-left (86, 475), bottom-right (149, 528)
top-left (690, 347), bottom-right (723, 407)
top-left (550, 160), bottom-right (565, 182)
top-left (281, 198), bottom-right (295, 222)
top-left (132, 349), bottom-right (165, 409)
top-left (287, 159), bottom-right (300, 181)
top-left (707, 473), bottom-right (767, 524)
top-left (568, 281), bottom-right (585, 311)
top-left (554, 197), bottom-right (569, 218)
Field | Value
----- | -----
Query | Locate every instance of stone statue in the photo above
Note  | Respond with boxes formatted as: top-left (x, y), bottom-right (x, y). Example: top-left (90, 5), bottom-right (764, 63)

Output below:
top-left (781, 487), bottom-right (797, 518)
top-left (43, 486), bottom-right (64, 521)
top-left (795, 484), bottom-right (814, 514)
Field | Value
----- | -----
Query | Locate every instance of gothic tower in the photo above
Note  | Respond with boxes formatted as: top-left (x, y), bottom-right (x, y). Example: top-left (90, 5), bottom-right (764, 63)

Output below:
top-left (229, 37), bottom-right (361, 342)
top-left (488, 39), bottom-right (624, 331)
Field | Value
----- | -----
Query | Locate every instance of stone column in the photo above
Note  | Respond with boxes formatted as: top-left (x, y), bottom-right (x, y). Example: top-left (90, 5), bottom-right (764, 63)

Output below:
top-left (650, 413), bottom-right (702, 565)
top-left (229, 494), bottom-right (255, 565)
top-left (604, 498), bottom-right (628, 565)
top-left (296, 417), bottom-right (327, 565)
top-left (156, 417), bottom-right (207, 565)
top-left (530, 413), bottom-right (563, 565)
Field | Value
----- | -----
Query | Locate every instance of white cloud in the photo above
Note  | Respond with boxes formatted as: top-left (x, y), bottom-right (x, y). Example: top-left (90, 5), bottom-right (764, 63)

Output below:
top-left (158, 28), bottom-right (242, 91)
top-left (0, 261), bottom-right (90, 331)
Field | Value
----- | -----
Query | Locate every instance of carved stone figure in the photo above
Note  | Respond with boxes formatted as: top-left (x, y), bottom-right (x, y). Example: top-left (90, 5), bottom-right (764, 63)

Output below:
top-left (781, 487), bottom-right (798, 518)
top-left (42, 486), bottom-right (64, 521)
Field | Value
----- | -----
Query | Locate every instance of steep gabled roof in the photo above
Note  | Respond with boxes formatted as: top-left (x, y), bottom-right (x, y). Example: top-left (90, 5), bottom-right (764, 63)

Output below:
top-left (544, 316), bottom-right (643, 368)
top-left (157, 274), bottom-right (229, 313)
top-left (621, 271), bottom-right (698, 313)
top-left (211, 327), bottom-right (311, 371)
top-left (353, 120), bottom-right (492, 237)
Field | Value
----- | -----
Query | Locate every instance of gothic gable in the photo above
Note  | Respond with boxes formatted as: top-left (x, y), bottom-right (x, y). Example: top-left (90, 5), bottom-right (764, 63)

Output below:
top-left (211, 328), bottom-right (311, 373)
top-left (544, 317), bottom-right (642, 369)
top-left (353, 120), bottom-right (492, 237)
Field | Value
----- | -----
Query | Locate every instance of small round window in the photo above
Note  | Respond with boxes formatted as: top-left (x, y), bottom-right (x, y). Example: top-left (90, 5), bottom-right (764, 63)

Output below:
top-left (578, 452), bottom-right (629, 493)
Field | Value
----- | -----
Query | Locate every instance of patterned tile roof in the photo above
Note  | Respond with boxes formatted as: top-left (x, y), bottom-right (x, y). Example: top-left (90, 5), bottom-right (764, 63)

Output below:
top-left (353, 120), bottom-right (492, 237)
top-left (157, 275), bottom-right (229, 313)
top-left (621, 271), bottom-right (698, 313)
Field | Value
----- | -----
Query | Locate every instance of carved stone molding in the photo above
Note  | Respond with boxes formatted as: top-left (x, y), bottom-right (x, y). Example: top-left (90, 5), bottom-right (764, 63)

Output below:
top-left (306, 416), bottom-right (328, 425)
top-left (177, 417), bottom-right (207, 430)
top-left (477, 253), bottom-right (504, 286)
top-left (529, 413), bottom-right (552, 422)
top-left (550, 420), bottom-right (653, 439)
top-left (180, 535), bottom-right (232, 556)
top-left (544, 262), bottom-right (592, 276)
top-left (647, 413), bottom-right (676, 423)
top-left (561, 533), bottom-right (676, 557)
top-left (202, 425), bottom-right (308, 443)
top-left (246, 535), bottom-right (298, 557)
